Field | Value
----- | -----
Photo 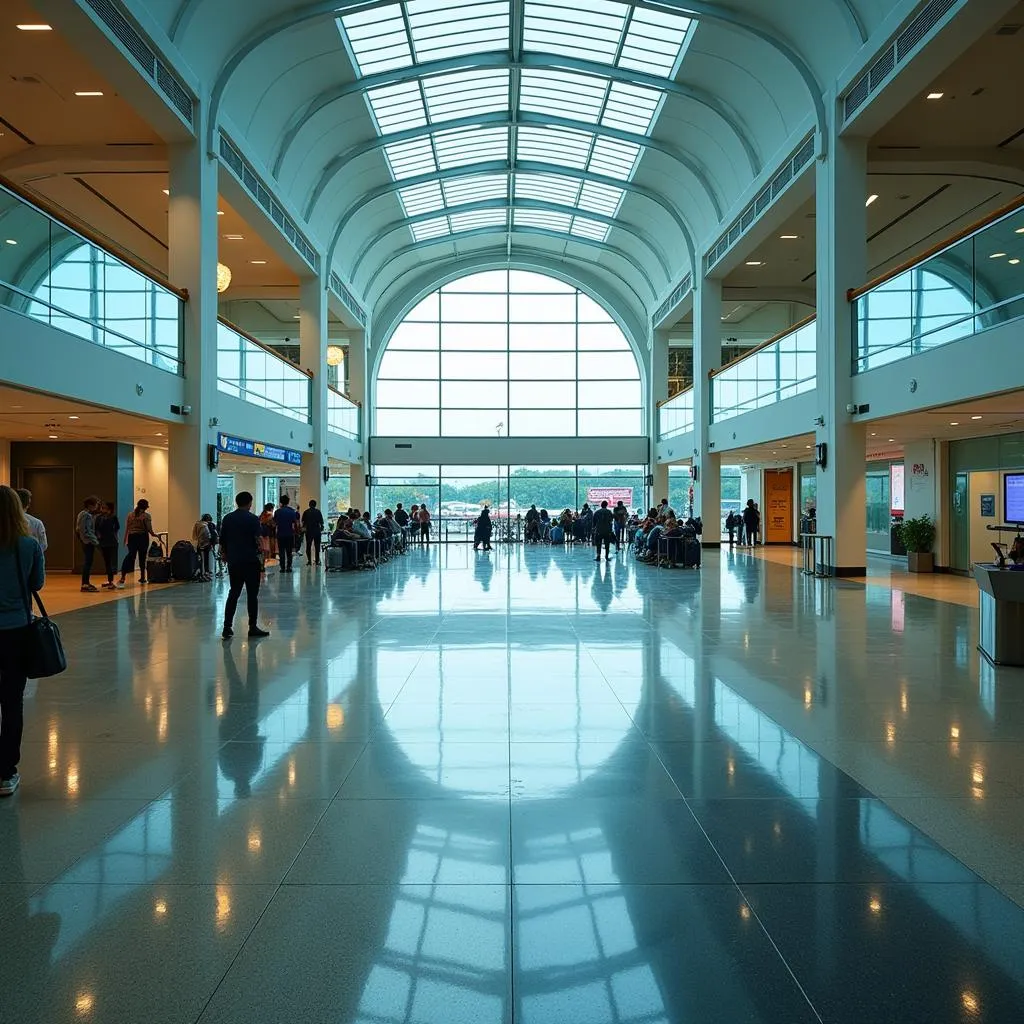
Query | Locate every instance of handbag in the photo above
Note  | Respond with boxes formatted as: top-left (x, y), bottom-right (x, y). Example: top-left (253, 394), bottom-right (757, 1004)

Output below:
top-left (14, 545), bottom-right (67, 679)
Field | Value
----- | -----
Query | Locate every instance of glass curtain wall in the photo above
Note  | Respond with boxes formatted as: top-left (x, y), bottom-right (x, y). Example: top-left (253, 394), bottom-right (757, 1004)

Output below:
top-left (375, 270), bottom-right (643, 437)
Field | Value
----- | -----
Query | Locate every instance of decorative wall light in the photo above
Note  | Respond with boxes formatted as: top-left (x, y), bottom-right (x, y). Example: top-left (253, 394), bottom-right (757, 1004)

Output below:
top-left (216, 262), bottom-right (232, 293)
top-left (326, 344), bottom-right (345, 367)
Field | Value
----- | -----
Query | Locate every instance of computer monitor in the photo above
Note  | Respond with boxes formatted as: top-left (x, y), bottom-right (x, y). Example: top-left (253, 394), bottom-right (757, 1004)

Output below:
top-left (1004, 472), bottom-right (1024, 524)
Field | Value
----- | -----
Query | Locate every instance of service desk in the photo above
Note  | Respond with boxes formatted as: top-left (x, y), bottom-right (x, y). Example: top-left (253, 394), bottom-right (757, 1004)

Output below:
top-left (973, 564), bottom-right (1024, 666)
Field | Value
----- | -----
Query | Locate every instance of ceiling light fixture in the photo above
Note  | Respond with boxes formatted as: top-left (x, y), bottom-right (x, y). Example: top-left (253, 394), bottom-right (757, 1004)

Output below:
top-left (162, 189), bottom-right (169, 196)
top-left (780, 234), bottom-right (799, 240)
top-left (971, 415), bottom-right (983, 420)
top-left (155, 432), bottom-right (163, 437)
top-left (5, 239), bottom-right (17, 245)
top-left (74, 91), bottom-right (104, 97)
top-left (224, 234), bottom-right (244, 241)
top-left (217, 210), bottom-right (225, 216)
top-left (48, 434), bottom-right (58, 439)
top-left (926, 91), bottom-right (944, 100)
top-left (866, 194), bottom-right (879, 207)
top-left (68, 415), bottom-right (79, 420)
top-left (1016, 227), bottom-right (1024, 234)
top-left (745, 260), bottom-right (764, 266)
top-left (249, 259), bottom-right (267, 265)
top-left (16, 24), bottom-right (53, 30)
top-left (990, 252), bottom-right (1007, 259)
top-left (326, 344), bottom-right (345, 367)
top-left (1010, 259), bottom-right (1021, 266)
top-left (949, 421), bottom-right (959, 426)
top-left (216, 262), bottom-right (232, 293)
top-left (888, 438), bottom-right (895, 442)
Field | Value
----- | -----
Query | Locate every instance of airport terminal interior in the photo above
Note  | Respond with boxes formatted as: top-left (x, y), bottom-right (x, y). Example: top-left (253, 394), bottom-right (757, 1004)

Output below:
top-left (2, 0), bottom-right (1024, 1020)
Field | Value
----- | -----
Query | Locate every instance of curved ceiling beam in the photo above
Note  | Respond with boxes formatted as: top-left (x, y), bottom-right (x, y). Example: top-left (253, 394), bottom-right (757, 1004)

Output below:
top-left (324, 159), bottom-right (696, 274)
top-left (350, 197), bottom-right (673, 280)
top-left (363, 226), bottom-right (658, 298)
top-left (271, 50), bottom-right (758, 180)
top-left (207, 0), bottom-right (825, 158)
top-left (304, 109), bottom-right (723, 222)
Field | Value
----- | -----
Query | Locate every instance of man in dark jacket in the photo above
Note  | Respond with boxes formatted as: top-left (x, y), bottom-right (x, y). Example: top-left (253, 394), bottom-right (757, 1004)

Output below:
top-left (592, 500), bottom-right (615, 561)
top-left (273, 494), bottom-right (300, 572)
top-left (742, 499), bottom-right (760, 547)
top-left (220, 492), bottom-right (270, 640)
top-left (301, 499), bottom-right (325, 567)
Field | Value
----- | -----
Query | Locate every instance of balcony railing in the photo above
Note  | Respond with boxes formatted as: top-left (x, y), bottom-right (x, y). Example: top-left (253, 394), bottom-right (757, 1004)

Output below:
top-left (712, 316), bottom-right (816, 422)
top-left (217, 319), bottom-right (311, 423)
top-left (0, 181), bottom-right (184, 373)
top-left (851, 197), bottom-right (1024, 373)
top-left (658, 387), bottom-right (694, 439)
top-left (328, 386), bottom-right (360, 439)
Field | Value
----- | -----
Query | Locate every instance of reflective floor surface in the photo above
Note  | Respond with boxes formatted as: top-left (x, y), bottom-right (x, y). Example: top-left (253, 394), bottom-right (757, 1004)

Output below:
top-left (3, 543), bottom-right (1024, 1023)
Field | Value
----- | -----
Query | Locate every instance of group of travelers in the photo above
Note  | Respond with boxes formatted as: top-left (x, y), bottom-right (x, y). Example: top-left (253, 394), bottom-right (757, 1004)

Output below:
top-left (522, 500), bottom-right (633, 550)
top-left (725, 499), bottom-right (762, 547)
top-left (72, 495), bottom-right (163, 592)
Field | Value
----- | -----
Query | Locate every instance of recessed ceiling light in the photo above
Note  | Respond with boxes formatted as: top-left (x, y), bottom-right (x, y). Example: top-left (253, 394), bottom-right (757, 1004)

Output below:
top-left (866, 194), bottom-right (879, 207)
top-left (16, 24), bottom-right (52, 30)
top-left (745, 260), bottom-right (764, 266)
top-left (250, 259), bottom-right (267, 265)
top-left (155, 432), bottom-right (163, 437)
top-left (806, 445), bottom-right (812, 449)
top-left (971, 415), bottom-right (983, 420)
top-left (949, 421), bottom-right (959, 426)
top-left (1010, 259), bottom-right (1021, 266)
top-left (68, 415), bottom-right (79, 420)
top-left (48, 434), bottom-right (58, 439)
top-left (162, 189), bottom-right (169, 196)
top-left (217, 210), bottom-right (225, 216)
top-left (779, 234), bottom-right (799, 240)
top-left (74, 91), bottom-right (104, 97)
top-left (871, 432), bottom-right (877, 436)
top-left (888, 438), bottom-right (895, 442)
top-left (1016, 227), bottom-right (1024, 234)
top-left (5, 239), bottom-right (17, 245)
top-left (990, 252), bottom-right (1007, 259)
top-left (926, 92), bottom-right (944, 100)
top-left (293, 315), bottom-right (301, 319)
top-left (224, 234), bottom-right (244, 240)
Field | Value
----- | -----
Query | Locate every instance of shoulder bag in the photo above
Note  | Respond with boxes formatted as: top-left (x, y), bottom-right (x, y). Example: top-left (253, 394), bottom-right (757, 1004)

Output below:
top-left (14, 544), bottom-right (67, 679)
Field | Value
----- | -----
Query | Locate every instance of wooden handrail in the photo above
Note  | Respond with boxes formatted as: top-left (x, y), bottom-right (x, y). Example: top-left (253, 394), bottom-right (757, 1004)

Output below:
top-left (848, 191), bottom-right (1024, 302)
top-left (217, 315), bottom-right (314, 379)
top-left (0, 174), bottom-right (189, 301)
top-left (328, 383), bottom-right (361, 407)
top-left (708, 311), bottom-right (817, 379)
top-left (656, 385), bottom-right (693, 408)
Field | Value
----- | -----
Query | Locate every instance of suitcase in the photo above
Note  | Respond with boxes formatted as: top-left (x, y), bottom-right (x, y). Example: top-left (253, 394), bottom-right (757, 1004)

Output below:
top-left (550, 526), bottom-right (563, 544)
top-left (325, 546), bottom-right (347, 572)
top-left (681, 539), bottom-right (701, 568)
top-left (147, 556), bottom-right (172, 583)
top-left (170, 540), bottom-right (198, 581)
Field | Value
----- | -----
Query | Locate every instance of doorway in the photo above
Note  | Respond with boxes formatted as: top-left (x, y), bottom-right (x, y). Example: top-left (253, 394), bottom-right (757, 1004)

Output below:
top-left (20, 466), bottom-right (75, 571)
top-left (763, 468), bottom-right (794, 543)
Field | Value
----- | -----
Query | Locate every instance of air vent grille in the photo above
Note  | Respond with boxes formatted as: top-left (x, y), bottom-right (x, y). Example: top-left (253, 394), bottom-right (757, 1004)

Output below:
top-left (843, 0), bottom-right (960, 124)
top-left (82, 0), bottom-right (193, 128)
top-left (219, 132), bottom-right (320, 273)
top-left (330, 271), bottom-right (367, 326)
top-left (702, 132), bottom-right (815, 275)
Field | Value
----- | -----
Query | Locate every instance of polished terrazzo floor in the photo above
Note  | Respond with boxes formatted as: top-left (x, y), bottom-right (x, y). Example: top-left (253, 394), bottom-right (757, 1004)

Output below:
top-left (3, 543), bottom-right (1024, 1023)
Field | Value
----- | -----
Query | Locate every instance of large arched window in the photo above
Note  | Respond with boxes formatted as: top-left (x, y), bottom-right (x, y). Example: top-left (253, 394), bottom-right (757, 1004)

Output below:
top-left (375, 270), bottom-right (643, 436)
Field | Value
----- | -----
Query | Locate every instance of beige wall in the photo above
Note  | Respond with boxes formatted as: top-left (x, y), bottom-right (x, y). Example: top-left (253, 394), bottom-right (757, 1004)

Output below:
top-left (134, 446), bottom-right (169, 534)
top-left (969, 470), bottom-right (1001, 566)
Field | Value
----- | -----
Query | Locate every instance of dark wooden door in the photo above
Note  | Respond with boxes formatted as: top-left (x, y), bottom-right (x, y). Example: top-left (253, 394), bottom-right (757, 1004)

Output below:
top-left (21, 466), bottom-right (75, 571)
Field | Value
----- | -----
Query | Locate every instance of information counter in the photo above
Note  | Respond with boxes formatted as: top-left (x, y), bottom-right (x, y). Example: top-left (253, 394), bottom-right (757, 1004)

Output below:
top-left (973, 564), bottom-right (1024, 666)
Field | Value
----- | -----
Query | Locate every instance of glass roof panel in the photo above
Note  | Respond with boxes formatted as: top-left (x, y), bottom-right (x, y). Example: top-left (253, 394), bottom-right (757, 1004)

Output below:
top-left (442, 174), bottom-right (509, 206)
top-left (602, 82), bottom-right (662, 134)
top-left (516, 127), bottom-right (593, 170)
top-left (422, 69), bottom-right (509, 124)
top-left (587, 137), bottom-right (640, 179)
top-left (514, 173), bottom-right (581, 208)
top-left (411, 216), bottom-right (452, 241)
top-left (434, 126), bottom-right (508, 169)
top-left (336, 10), bottom-right (413, 75)
top-left (523, 0), bottom-right (626, 65)
top-left (406, 0), bottom-right (509, 62)
top-left (618, 6), bottom-right (693, 77)
top-left (399, 180), bottom-right (446, 216)
top-left (577, 180), bottom-right (623, 216)
top-left (515, 209), bottom-right (573, 233)
top-left (365, 81), bottom-right (427, 133)
top-left (570, 217), bottom-right (610, 241)
top-left (383, 137), bottom-right (437, 179)
top-left (449, 209), bottom-right (508, 232)
top-left (520, 69), bottom-right (607, 123)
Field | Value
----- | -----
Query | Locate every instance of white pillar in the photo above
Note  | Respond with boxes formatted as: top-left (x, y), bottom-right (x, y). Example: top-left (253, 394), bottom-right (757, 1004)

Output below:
top-left (348, 329), bottom-right (368, 511)
top-left (693, 274), bottom-right (722, 544)
top-left (167, 122), bottom-right (218, 544)
top-left (652, 463), bottom-right (669, 511)
top-left (816, 105), bottom-right (867, 575)
top-left (300, 274), bottom-right (328, 510)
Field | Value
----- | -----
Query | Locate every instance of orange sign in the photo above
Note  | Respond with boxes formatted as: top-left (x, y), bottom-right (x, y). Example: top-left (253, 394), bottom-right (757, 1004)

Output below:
top-left (764, 468), bottom-right (793, 544)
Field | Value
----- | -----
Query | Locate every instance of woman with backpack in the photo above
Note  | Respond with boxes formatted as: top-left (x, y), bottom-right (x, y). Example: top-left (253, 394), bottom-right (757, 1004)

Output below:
top-left (118, 498), bottom-right (158, 587)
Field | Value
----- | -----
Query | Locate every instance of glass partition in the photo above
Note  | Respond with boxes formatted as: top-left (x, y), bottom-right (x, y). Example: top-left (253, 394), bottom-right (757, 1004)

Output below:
top-left (0, 184), bottom-right (182, 372)
top-left (658, 386), bottom-right (694, 439)
top-left (216, 321), bottom-right (311, 423)
top-left (328, 386), bottom-right (360, 439)
top-left (712, 318), bottom-right (816, 422)
top-left (854, 205), bottom-right (1024, 372)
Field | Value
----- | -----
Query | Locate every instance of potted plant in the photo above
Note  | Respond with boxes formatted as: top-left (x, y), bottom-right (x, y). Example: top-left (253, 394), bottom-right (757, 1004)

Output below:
top-left (897, 515), bottom-right (936, 573)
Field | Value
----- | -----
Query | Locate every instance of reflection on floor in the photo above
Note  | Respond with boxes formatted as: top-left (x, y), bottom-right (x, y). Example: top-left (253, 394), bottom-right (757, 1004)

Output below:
top-left (2, 543), bottom-right (1023, 1023)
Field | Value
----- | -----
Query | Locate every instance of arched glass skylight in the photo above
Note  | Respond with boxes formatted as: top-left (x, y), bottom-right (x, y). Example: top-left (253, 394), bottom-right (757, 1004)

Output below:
top-left (336, 0), bottom-right (695, 245)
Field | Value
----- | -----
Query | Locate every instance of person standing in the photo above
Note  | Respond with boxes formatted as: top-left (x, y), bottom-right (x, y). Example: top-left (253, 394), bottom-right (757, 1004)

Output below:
top-left (725, 511), bottom-right (736, 547)
top-left (15, 490), bottom-right (47, 555)
top-left (95, 501), bottom-right (121, 589)
top-left (118, 498), bottom-right (158, 587)
top-left (474, 507), bottom-right (493, 551)
top-left (742, 499), bottom-right (759, 548)
top-left (418, 503), bottom-right (431, 544)
top-left (220, 492), bottom-right (270, 640)
top-left (408, 505), bottom-right (420, 543)
top-left (192, 513), bottom-right (215, 581)
top-left (273, 495), bottom-right (300, 572)
top-left (301, 499), bottom-right (325, 567)
top-left (613, 501), bottom-right (628, 550)
top-left (592, 500), bottom-right (615, 561)
top-left (0, 485), bottom-right (45, 797)
top-left (76, 496), bottom-right (100, 593)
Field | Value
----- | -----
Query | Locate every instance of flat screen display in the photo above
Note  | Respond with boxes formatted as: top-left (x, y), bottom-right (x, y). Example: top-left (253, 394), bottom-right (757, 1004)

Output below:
top-left (1005, 473), bottom-right (1024, 523)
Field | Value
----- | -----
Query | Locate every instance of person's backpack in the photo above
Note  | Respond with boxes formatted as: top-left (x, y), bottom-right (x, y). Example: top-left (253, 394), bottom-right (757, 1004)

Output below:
top-left (170, 540), bottom-right (198, 581)
top-left (148, 540), bottom-right (163, 558)
top-left (207, 522), bottom-right (220, 545)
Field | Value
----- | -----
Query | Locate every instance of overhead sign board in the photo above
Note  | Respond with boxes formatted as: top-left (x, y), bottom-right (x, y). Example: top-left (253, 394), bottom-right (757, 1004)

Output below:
top-left (586, 486), bottom-right (634, 508)
top-left (218, 432), bottom-right (302, 466)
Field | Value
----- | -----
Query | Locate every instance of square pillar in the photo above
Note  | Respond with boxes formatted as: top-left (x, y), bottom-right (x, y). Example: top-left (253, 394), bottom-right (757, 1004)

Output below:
top-left (693, 275), bottom-right (722, 544)
top-left (300, 274), bottom-right (328, 510)
top-left (649, 328), bottom-right (669, 513)
top-left (167, 128), bottom-right (218, 544)
top-left (815, 109), bottom-right (868, 576)
top-left (347, 329), bottom-right (368, 511)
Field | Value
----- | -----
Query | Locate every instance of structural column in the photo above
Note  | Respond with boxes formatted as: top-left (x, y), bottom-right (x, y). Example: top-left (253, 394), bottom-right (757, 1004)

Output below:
top-left (649, 328), bottom-right (669, 509)
top-left (299, 274), bottom-right (328, 510)
top-left (693, 273), bottom-right (722, 544)
top-left (347, 330), bottom-right (368, 511)
top-left (167, 121), bottom-right (219, 544)
top-left (815, 102), bottom-right (868, 575)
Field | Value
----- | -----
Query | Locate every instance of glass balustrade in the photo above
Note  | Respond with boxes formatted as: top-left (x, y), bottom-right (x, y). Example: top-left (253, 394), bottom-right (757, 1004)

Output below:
top-left (328, 385), bottom-right (360, 439)
top-left (854, 204), bottom-right (1024, 372)
top-left (0, 183), bottom-right (183, 373)
top-left (658, 387), bottom-right (694, 439)
top-left (712, 318), bottom-right (816, 422)
top-left (216, 321), bottom-right (311, 423)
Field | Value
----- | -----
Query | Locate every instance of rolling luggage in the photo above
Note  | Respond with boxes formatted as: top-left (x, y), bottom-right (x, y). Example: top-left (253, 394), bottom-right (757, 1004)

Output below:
top-left (147, 554), bottom-right (172, 583)
top-left (170, 540), bottom-right (198, 581)
top-left (550, 525), bottom-right (563, 544)
top-left (325, 546), bottom-right (347, 572)
top-left (680, 527), bottom-right (701, 569)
